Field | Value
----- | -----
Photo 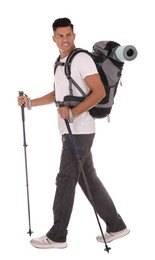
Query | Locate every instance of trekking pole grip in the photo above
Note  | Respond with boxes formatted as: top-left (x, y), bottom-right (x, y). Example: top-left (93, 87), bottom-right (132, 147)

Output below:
top-left (18, 91), bottom-right (25, 122)
top-left (19, 91), bottom-right (24, 96)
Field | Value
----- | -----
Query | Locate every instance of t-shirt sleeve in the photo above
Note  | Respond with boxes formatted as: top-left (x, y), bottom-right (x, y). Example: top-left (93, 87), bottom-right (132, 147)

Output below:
top-left (72, 52), bottom-right (98, 79)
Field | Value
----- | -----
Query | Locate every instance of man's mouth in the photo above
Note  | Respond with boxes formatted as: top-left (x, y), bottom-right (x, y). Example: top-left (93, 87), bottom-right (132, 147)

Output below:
top-left (62, 43), bottom-right (69, 46)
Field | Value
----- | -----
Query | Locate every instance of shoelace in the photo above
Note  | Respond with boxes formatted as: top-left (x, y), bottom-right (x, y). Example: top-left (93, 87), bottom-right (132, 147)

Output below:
top-left (46, 238), bottom-right (51, 244)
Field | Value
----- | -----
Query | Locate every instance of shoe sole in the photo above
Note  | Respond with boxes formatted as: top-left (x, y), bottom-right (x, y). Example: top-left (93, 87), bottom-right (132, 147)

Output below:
top-left (30, 241), bottom-right (68, 249)
top-left (97, 229), bottom-right (130, 243)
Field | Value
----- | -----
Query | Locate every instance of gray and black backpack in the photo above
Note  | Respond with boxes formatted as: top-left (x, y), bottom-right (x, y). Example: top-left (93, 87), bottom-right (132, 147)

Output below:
top-left (54, 41), bottom-right (137, 120)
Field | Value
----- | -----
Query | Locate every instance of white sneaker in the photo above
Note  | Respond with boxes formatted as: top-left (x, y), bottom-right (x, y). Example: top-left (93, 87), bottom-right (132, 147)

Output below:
top-left (30, 235), bottom-right (68, 249)
top-left (96, 227), bottom-right (130, 243)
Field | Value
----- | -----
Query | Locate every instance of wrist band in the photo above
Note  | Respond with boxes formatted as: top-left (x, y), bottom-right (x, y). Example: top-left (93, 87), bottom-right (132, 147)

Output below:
top-left (68, 108), bottom-right (73, 123)
top-left (27, 97), bottom-right (32, 110)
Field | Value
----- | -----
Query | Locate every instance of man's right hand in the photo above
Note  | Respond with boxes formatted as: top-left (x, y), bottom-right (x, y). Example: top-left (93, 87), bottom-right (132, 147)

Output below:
top-left (17, 95), bottom-right (28, 107)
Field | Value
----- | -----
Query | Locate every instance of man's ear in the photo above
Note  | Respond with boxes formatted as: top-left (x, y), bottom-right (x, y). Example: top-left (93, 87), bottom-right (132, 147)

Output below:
top-left (52, 35), bottom-right (56, 43)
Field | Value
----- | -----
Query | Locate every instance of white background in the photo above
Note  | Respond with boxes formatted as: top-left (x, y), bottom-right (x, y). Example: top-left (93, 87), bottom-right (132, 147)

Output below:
top-left (0, 0), bottom-right (155, 259)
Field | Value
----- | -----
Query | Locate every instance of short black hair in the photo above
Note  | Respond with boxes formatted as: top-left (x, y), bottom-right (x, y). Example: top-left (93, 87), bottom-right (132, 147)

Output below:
top-left (52, 17), bottom-right (74, 31)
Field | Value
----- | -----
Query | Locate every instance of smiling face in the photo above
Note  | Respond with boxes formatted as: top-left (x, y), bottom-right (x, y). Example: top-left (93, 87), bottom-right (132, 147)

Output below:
top-left (52, 26), bottom-right (76, 58)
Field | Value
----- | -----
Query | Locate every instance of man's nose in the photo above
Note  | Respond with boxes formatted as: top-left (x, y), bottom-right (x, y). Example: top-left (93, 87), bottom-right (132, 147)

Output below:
top-left (63, 35), bottom-right (68, 41)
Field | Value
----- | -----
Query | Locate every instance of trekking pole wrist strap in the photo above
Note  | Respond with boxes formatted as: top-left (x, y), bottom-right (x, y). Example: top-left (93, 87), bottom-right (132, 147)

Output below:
top-left (68, 108), bottom-right (73, 123)
top-left (24, 93), bottom-right (32, 110)
top-left (27, 97), bottom-right (32, 110)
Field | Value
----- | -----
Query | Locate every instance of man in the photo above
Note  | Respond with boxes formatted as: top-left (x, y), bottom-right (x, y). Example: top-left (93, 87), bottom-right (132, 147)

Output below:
top-left (18, 17), bottom-right (129, 249)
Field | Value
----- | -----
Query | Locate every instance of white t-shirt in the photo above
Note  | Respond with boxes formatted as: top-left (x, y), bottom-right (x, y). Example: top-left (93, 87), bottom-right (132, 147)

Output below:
top-left (54, 52), bottom-right (98, 135)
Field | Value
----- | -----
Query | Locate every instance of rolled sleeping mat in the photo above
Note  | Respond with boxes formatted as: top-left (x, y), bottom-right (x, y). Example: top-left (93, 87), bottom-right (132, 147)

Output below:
top-left (111, 45), bottom-right (138, 62)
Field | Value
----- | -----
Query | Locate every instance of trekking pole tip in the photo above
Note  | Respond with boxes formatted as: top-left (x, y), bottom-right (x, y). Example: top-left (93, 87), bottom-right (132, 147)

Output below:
top-left (27, 229), bottom-right (33, 237)
top-left (104, 245), bottom-right (111, 253)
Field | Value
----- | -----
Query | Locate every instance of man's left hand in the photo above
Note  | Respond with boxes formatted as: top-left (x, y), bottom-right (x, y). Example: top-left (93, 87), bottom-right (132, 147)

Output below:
top-left (58, 106), bottom-right (69, 119)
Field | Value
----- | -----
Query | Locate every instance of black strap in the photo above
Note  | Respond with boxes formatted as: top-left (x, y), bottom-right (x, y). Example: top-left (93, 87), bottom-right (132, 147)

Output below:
top-left (69, 77), bottom-right (87, 97)
top-left (54, 48), bottom-right (92, 96)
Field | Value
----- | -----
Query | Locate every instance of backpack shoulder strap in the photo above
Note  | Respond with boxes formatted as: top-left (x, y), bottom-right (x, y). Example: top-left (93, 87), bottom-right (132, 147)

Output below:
top-left (65, 48), bottom-right (91, 77)
top-left (54, 56), bottom-right (66, 74)
top-left (64, 48), bottom-right (92, 96)
top-left (54, 48), bottom-right (92, 96)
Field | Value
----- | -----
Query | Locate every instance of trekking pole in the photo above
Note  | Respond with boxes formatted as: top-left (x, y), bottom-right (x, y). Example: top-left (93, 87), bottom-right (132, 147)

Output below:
top-left (18, 91), bottom-right (33, 236)
top-left (64, 119), bottom-right (111, 253)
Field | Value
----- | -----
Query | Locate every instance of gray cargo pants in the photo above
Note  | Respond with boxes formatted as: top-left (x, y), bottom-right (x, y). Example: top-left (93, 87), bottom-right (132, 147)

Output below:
top-left (46, 134), bottom-right (126, 242)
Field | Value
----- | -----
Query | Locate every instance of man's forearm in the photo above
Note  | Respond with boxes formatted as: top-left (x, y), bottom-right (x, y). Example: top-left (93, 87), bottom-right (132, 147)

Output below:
top-left (31, 91), bottom-right (55, 107)
top-left (71, 89), bottom-right (105, 117)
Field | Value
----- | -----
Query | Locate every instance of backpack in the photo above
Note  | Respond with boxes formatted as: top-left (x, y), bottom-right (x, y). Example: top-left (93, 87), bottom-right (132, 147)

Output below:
top-left (54, 41), bottom-right (136, 120)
